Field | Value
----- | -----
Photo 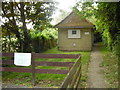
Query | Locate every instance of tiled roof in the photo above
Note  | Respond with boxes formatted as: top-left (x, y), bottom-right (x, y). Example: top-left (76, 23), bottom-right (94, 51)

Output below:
top-left (55, 12), bottom-right (93, 28)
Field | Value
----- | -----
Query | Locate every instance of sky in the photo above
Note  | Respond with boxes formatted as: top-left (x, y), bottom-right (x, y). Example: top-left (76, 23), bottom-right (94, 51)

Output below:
top-left (51, 0), bottom-right (78, 25)
top-left (54, 0), bottom-right (77, 11)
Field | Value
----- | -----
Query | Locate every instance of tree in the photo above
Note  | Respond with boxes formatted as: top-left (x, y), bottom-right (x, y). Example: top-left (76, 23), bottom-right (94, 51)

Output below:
top-left (2, 1), bottom-right (56, 52)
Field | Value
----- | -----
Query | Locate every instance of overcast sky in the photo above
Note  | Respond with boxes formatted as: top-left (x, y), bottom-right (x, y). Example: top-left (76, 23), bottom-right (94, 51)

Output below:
top-left (51, 0), bottom-right (78, 25)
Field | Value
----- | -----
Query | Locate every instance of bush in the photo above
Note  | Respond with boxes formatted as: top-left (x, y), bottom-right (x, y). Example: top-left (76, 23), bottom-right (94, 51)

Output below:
top-left (2, 28), bottom-right (58, 53)
top-left (112, 32), bottom-right (120, 57)
top-left (29, 28), bottom-right (58, 52)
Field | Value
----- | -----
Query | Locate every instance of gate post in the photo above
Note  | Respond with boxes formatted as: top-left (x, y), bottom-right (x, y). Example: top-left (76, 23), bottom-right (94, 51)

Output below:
top-left (32, 53), bottom-right (35, 86)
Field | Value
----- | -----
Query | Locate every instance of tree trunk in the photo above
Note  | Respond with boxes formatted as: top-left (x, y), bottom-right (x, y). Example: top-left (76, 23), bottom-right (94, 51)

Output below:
top-left (10, 2), bottom-right (22, 51)
top-left (20, 2), bottom-right (30, 52)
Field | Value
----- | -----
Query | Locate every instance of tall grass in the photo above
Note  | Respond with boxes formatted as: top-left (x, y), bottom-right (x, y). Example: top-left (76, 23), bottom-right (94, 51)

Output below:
top-left (100, 44), bottom-right (118, 88)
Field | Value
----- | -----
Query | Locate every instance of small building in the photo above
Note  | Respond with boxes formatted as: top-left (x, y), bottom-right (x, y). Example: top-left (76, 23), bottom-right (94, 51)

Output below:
top-left (55, 12), bottom-right (94, 51)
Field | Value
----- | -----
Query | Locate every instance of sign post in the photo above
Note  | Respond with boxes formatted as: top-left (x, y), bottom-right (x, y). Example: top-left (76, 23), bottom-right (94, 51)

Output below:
top-left (31, 53), bottom-right (35, 86)
top-left (14, 53), bottom-right (35, 86)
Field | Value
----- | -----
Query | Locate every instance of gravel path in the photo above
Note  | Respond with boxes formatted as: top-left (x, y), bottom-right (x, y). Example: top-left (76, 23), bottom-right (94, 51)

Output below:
top-left (87, 44), bottom-right (107, 88)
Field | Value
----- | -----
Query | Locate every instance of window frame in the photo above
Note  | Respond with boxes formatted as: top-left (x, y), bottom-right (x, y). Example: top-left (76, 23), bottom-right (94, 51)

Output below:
top-left (68, 30), bottom-right (81, 38)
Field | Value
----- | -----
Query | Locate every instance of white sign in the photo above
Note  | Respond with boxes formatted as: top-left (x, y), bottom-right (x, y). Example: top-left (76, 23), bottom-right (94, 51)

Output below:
top-left (14, 53), bottom-right (31, 66)
top-left (85, 32), bottom-right (90, 35)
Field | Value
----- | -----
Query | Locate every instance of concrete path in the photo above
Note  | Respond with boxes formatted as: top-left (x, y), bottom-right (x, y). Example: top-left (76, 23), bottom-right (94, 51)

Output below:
top-left (87, 44), bottom-right (107, 88)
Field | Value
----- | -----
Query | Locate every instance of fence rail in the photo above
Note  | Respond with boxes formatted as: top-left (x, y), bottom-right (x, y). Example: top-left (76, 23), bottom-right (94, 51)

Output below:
top-left (1, 53), bottom-right (81, 88)
top-left (1, 67), bottom-right (69, 74)
top-left (1, 60), bottom-right (74, 67)
top-left (60, 56), bottom-right (81, 89)
top-left (1, 53), bottom-right (79, 59)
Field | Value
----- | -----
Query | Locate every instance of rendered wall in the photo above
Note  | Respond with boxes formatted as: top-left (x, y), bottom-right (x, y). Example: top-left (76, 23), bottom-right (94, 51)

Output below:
top-left (58, 28), bottom-right (93, 51)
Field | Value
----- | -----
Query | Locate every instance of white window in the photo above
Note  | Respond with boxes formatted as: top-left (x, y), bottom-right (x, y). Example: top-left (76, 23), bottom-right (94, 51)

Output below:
top-left (68, 30), bottom-right (81, 38)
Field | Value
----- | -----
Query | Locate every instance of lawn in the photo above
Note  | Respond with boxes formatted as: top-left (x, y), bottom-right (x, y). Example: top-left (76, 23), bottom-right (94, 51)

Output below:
top-left (2, 47), bottom-right (91, 88)
top-left (99, 44), bottom-right (118, 88)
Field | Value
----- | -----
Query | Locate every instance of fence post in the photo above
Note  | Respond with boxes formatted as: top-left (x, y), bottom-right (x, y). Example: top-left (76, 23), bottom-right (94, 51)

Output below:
top-left (31, 53), bottom-right (35, 86)
top-left (75, 58), bottom-right (81, 88)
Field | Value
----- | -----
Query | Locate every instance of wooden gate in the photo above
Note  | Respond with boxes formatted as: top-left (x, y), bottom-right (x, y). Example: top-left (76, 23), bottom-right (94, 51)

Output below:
top-left (0, 53), bottom-right (81, 88)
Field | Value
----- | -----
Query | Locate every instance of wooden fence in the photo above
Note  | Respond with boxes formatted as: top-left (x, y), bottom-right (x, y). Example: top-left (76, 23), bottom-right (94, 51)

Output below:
top-left (0, 53), bottom-right (81, 88)
top-left (60, 55), bottom-right (81, 89)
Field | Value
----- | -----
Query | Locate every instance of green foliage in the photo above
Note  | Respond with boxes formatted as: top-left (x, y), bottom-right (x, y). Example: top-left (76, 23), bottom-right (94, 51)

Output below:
top-left (2, 27), bottom-right (57, 52)
top-left (102, 29), bottom-right (112, 49)
top-left (74, 2), bottom-right (120, 57)
top-left (29, 28), bottom-right (57, 52)
top-left (2, 36), bottom-right (20, 52)
top-left (113, 32), bottom-right (120, 57)
top-left (41, 28), bottom-right (58, 40)
top-left (100, 43), bottom-right (118, 88)
top-left (95, 3), bottom-right (119, 50)
top-left (73, 2), bottom-right (97, 24)
top-left (2, 2), bottom-right (56, 52)
top-left (96, 2), bottom-right (120, 52)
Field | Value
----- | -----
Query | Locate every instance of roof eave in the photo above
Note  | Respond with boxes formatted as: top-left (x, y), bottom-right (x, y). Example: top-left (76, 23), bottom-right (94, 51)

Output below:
top-left (56, 26), bottom-right (94, 29)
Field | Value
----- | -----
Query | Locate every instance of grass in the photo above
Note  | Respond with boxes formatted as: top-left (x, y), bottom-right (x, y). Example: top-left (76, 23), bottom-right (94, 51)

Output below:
top-left (99, 44), bottom-right (118, 88)
top-left (2, 47), bottom-right (91, 88)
